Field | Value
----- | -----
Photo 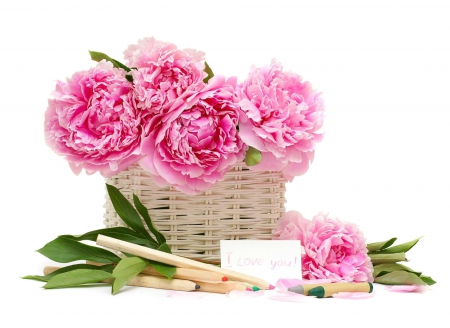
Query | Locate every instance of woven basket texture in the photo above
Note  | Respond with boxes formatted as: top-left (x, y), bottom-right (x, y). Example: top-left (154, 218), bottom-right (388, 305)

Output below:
top-left (104, 162), bottom-right (287, 262)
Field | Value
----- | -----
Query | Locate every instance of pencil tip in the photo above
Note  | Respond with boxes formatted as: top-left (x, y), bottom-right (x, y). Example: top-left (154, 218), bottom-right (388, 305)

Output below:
top-left (195, 284), bottom-right (200, 290)
top-left (222, 276), bottom-right (228, 282)
top-left (246, 287), bottom-right (252, 291)
top-left (252, 286), bottom-right (260, 291)
top-left (269, 284), bottom-right (275, 290)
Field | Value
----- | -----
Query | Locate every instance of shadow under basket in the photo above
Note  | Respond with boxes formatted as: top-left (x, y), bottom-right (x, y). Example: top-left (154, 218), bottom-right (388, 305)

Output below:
top-left (103, 162), bottom-right (287, 263)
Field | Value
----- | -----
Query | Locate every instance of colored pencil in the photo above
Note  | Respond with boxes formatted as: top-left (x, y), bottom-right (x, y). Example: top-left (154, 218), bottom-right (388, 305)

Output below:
top-left (288, 282), bottom-right (373, 298)
top-left (96, 234), bottom-right (272, 289)
top-left (43, 266), bottom-right (200, 292)
top-left (192, 281), bottom-right (251, 294)
top-left (229, 280), bottom-right (260, 291)
top-left (86, 261), bottom-right (228, 283)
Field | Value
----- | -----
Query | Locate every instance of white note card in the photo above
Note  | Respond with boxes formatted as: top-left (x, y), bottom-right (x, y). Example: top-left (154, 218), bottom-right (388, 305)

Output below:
top-left (220, 240), bottom-right (303, 285)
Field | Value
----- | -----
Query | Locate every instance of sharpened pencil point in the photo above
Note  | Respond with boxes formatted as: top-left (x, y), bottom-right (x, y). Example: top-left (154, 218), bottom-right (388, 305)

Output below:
top-left (222, 276), bottom-right (228, 282)
top-left (246, 287), bottom-right (252, 291)
top-left (269, 284), bottom-right (275, 290)
top-left (252, 286), bottom-right (260, 291)
top-left (195, 284), bottom-right (200, 290)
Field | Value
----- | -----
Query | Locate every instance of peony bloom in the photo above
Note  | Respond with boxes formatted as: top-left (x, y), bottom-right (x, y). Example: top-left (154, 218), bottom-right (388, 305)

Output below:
top-left (274, 211), bottom-right (373, 283)
top-left (44, 60), bottom-right (145, 177)
top-left (237, 60), bottom-right (324, 181)
top-left (272, 210), bottom-right (307, 241)
top-left (124, 37), bottom-right (206, 115)
top-left (139, 76), bottom-right (246, 194)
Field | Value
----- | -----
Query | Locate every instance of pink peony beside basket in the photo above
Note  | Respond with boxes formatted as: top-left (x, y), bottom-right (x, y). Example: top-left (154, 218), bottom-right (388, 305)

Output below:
top-left (104, 162), bottom-right (287, 263)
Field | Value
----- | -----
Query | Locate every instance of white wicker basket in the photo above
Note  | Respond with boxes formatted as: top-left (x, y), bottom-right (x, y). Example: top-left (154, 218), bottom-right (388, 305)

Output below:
top-left (103, 162), bottom-right (287, 263)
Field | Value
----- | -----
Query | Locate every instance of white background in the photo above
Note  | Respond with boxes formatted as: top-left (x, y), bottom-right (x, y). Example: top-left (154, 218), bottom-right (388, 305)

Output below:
top-left (1, 0), bottom-right (449, 327)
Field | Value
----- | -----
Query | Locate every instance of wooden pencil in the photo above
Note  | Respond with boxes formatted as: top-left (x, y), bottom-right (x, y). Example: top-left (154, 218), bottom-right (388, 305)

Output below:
top-left (86, 260), bottom-right (228, 283)
top-left (43, 266), bottom-right (200, 292)
top-left (288, 282), bottom-right (373, 298)
top-left (229, 281), bottom-right (260, 291)
top-left (192, 281), bottom-right (251, 294)
top-left (127, 274), bottom-right (200, 291)
top-left (96, 235), bottom-right (272, 290)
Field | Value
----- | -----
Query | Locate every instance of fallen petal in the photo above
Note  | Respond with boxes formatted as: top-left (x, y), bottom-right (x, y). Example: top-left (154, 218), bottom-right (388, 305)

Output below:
top-left (276, 278), bottom-right (333, 291)
top-left (385, 285), bottom-right (429, 293)
top-left (276, 278), bottom-right (304, 290)
top-left (268, 290), bottom-right (309, 303)
top-left (332, 292), bottom-right (375, 299)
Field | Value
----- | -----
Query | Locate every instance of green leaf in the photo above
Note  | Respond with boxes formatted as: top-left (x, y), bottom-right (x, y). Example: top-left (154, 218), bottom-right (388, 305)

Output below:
top-left (203, 61), bottom-right (214, 83)
top-left (374, 271), bottom-right (427, 286)
top-left (157, 242), bottom-right (171, 253)
top-left (148, 243), bottom-right (176, 279)
top-left (37, 236), bottom-right (121, 264)
top-left (372, 263), bottom-right (420, 277)
top-left (133, 194), bottom-right (165, 245)
top-left (112, 257), bottom-right (150, 295)
top-left (60, 227), bottom-right (158, 248)
top-left (377, 237), bottom-right (422, 254)
top-left (377, 270), bottom-right (421, 278)
top-left (22, 264), bottom-right (115, 282)
top-left (89, 51), bottom-right (131, 72)
top-left (22, 275), bottom-right (49, 282)
top-left (367, 238), bottom-right (397, 252)
top-left (43, 269), bottom-right (114, 289)
top-left (244, 146), bottom-right (262, 167)
top-left (369, 252), bottom-right (407, 264)
top-left (105, 184), bottom-right (153, 241)
top-left (420, 275), bottom-right (437, 286)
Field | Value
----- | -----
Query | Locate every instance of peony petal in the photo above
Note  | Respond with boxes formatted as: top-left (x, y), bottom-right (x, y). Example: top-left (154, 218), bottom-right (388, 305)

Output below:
top-left (274, 210), bottom-right (311, 244)
top-left (282, 154), bottom-right (310, 181)
top-left (239, 98), bottom-right (262, 121)
top-left (332, 292), bottom-right (375, 299)
top-left (267, 290), bottom-right (308, 303)
top-left (250, 151), bottom-right (288, 172)
top-left (385, 285), bottom-right (429, 293)
top-left (276, 278), bottom-right (304, 291)
top-left (69, 162), bottom-right (82, 175)
top-left (238, 119), bottom-right (267, 151)
top-left (101, 154), bottom-right (143, 178)
top-left (152, 151), bottom-right (187, 186)
top-left (284, 146), bottom-right (305, 163)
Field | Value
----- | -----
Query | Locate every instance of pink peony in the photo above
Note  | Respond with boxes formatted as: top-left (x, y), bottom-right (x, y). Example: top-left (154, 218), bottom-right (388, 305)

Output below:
top-left (139, 76), bottom-right (246, 194)
top-left (237, 60), bottom-right (324, 181)
top-left (124, 37), bottom-right (206, 115)
top-left (44, 61), bottom-right (145, 177)
top-left (273, 210), bottom-right (308, 241)
top-left (274, 211), bottom-right (373, 283)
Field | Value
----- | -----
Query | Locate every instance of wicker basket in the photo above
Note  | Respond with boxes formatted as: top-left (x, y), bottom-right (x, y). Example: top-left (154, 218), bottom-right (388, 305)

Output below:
top-left (103, 162), bottom-right (287, 263)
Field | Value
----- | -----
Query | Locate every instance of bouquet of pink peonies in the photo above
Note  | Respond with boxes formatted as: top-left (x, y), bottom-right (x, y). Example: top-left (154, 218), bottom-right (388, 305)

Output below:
top-left (44, 37), bottom-right (324, 195)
